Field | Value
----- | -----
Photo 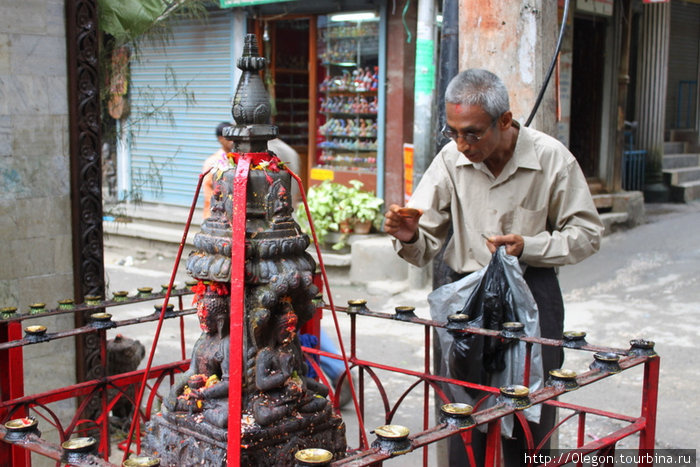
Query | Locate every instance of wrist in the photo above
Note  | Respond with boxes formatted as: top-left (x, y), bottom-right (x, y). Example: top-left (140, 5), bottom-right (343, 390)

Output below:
top-left (403, 231), bottom-right (419, 244)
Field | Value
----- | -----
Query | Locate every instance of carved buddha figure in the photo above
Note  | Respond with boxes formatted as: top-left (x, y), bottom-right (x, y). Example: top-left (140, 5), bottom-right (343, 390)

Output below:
top-left (252, 305), bottom-right (328, 426)
top-left (164, 282), bottom-right (230, 427)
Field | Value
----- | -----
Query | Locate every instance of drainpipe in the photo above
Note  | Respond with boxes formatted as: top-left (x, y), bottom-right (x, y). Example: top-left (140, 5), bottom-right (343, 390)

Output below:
top-left (412, 0), bottom-right (438, 186)
top-left (436, 0), bottom-right (459, 153)
top-left (612, 0), bottom-right (632, 193)
top-left (410, 0), bottom-right (438, 287)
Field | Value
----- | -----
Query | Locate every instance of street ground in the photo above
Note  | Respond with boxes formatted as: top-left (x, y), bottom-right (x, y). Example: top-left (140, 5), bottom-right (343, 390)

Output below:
top-left (103, 201), bottom-right (700, 465)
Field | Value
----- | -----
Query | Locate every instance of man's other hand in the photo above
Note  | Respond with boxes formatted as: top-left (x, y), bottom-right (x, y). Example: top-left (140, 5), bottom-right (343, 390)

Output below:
top-left (384, 204), bottom-right (422, 243)
top-left (484, 233), bottom-right (524, 257)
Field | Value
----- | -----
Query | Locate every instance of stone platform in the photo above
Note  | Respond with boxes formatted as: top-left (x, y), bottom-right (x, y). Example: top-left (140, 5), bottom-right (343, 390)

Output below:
top-left (145, 407), bottom-right (346, 466)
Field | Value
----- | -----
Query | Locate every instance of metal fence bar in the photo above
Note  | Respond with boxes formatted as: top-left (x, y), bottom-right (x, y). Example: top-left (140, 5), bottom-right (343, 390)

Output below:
top-left (0, 320), bottom-right (28, 466)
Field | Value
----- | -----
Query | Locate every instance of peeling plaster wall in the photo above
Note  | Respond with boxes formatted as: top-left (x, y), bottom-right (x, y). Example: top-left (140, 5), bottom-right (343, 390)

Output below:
top-left (0, 0), bottom-right (77, 461)
top-left (458, 0), bottom-right (558, 135)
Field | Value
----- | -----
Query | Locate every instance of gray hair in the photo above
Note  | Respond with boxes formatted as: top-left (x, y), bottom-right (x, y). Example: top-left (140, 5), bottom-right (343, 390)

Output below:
top-left (444, 69), bottom-right (510, 120)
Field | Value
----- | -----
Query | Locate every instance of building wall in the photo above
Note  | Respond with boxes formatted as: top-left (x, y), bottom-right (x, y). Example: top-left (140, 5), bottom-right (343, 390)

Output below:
top-left (0, 0), bottom-right (77, 459)
top-left (384, 3), bottom-right (417, 208)
top-left (459, 0), bottom-right (558, 135)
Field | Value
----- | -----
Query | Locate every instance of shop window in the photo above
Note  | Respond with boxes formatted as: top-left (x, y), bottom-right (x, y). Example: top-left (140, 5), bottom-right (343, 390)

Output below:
top-left (313, 12), bottom-right (380, 189)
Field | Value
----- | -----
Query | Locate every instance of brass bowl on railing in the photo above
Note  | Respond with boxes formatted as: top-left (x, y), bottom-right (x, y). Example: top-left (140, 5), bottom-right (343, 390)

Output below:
top-left (294, 448), bottom-right (333, 466)
top-left (4, 416), bottom-right (40, 441)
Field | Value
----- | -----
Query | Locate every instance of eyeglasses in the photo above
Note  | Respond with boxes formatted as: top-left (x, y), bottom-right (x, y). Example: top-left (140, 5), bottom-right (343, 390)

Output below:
top-left (441, 120), bottom-right (497, 144)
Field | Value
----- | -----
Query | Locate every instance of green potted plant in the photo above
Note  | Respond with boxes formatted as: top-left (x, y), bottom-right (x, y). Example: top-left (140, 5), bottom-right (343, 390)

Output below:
top-left (339, 180), bottom-right (384, 234)
top-left (294, 180), bottom-right (384, 250)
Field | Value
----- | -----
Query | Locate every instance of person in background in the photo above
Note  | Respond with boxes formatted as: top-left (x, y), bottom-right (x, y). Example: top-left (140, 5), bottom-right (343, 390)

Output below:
top-left (201, 122), bottom-right (302, 219)
top-left (201, 122), bottom-right (234, 220)
top-left (384, 69), bottom-right (604, 465)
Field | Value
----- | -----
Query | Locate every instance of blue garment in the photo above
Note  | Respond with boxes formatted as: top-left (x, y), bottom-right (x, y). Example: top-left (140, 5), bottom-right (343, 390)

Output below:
top-left (298, 333), bottom-right (320, 378)
top-left (299, 329), bottom-right (344, 382)
top-left (319, 328), bottom-right (344, 382)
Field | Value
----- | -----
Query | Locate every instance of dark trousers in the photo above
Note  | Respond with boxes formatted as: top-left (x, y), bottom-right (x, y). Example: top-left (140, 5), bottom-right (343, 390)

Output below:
top-left (443, 266), bottom-right (565, 466)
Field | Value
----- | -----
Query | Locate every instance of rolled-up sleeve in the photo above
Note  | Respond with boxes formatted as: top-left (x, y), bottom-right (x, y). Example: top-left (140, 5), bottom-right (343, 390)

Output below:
top-left (392, 156), bottom-right (453, 267)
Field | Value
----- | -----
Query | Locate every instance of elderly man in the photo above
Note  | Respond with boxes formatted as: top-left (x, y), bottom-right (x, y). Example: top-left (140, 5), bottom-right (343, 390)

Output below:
top-left (384, 69), bottom-right (604, 465)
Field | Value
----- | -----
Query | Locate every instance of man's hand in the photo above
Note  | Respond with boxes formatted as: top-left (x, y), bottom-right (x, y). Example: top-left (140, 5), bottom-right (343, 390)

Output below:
top-left (484, 233), bottom-right (524, 257)
top-left (383, 204), bottom-right (422, 243)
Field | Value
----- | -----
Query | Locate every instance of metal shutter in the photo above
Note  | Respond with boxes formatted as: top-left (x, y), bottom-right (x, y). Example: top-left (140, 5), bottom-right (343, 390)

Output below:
top-left (127, 10), bottom-right (236, 206)
top-left (666, 2), bottom-right (699, 130)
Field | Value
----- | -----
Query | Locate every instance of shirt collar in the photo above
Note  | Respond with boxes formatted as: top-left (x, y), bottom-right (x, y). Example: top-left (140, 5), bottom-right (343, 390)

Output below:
top-left (454, 120), bottom-right (541, 172)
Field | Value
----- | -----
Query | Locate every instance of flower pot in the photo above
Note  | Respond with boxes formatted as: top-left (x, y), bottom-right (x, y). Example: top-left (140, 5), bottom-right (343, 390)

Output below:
top-left (338, 219), bottom-right (353, 233)
top-left (353, 220), bottom-right (372, 234)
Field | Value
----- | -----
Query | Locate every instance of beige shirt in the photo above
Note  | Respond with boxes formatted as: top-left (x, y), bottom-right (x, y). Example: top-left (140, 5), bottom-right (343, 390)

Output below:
top-left (394, 124), bottom-right (604, 272)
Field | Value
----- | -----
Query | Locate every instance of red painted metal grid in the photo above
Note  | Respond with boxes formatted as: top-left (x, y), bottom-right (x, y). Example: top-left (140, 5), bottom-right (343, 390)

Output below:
top-left (300, 303), bottom-right (660, 466)
top-left (0, 291), bottom-right (195, 466)
top-left (0, 272), bottom-right (661, 467)
top-left (1, 165), bottom-right (660, 466)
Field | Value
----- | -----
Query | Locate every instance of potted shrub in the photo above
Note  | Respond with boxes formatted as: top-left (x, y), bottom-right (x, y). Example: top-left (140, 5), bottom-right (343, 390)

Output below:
top-left (294, 180), bottom-right (384, 250)
top-left (339, 180), bottom-right (384, 234)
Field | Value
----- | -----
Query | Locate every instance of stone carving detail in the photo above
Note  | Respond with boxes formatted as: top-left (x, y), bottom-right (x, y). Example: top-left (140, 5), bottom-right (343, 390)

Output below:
top-left (232, 35), bottom-right (271, 125)
top-left (145, 34), bottom-right (346, 465)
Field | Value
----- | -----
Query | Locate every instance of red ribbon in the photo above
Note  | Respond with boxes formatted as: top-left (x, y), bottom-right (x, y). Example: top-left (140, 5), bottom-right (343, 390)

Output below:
top-left (226, 154), bottom-right (250, 466)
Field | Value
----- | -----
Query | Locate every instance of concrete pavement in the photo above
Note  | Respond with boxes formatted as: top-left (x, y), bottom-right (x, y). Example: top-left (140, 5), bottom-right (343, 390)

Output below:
top-left (103, 201), bottom-right (700, 464)
top-left (557, 201), bottom-right (700, 454)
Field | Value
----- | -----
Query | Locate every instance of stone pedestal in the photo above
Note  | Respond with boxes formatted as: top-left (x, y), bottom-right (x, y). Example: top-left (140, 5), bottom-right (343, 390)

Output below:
top-left (146, 407), bottom-right (345, 466)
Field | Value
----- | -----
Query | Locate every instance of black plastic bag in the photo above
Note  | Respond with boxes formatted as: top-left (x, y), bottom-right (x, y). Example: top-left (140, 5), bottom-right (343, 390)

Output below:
top-left (449, 247), bottom-right (517, 385)
top-left (429, 246), bottom-right (544, 435)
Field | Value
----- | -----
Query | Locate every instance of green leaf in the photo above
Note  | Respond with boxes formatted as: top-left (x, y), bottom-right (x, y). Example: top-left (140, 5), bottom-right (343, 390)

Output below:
top-left (99, 0), bottom-right (167, 43)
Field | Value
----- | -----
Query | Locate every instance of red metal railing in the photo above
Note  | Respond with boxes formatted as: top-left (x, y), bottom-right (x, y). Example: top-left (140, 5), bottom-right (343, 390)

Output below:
top-left (0, 289), bottom-right (195, 465)
top-left (301, 302), bottom-right (659, 466)
top-left (1, 291), bottom-right (659, 466)
top-left (0, 166), bottom-right (659, 465)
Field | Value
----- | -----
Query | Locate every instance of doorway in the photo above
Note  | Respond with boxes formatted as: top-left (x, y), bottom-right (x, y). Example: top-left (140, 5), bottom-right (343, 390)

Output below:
top-left (570, 16), bottom-right (607, 179)
top-left (257, 18), bottom-right (312, 189)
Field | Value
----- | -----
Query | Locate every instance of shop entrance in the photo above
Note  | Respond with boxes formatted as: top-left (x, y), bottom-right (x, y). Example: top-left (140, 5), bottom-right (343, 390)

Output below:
top-left (570, 16), bottom-right (607, 179)
top-left (256, 17), bottom-right (313, 190)
top-left (256, 10), bottom-right (382, 194)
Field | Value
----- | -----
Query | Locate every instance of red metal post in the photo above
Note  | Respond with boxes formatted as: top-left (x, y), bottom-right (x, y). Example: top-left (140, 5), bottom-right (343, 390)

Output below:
top-left (485, 420), bottom-right (502, 467)
top-left (523, 342), bottom-right (532, 387)
top-left (638, 356), bottom-right (660, 463)
top-left (576, 412), bottom-right (586, 467)
top-left (350, 314), bottom-right (357, 360)
top-left (359, 364), bottom-right (366, 444)
top-left (99, 329), bottom-right (109, 458)
top-left (422, 324), bottom-right (430, 467)
top-left (0, 321), bottom-right (29, 467)
top-left (226, 154), bottom-right (251, 467)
